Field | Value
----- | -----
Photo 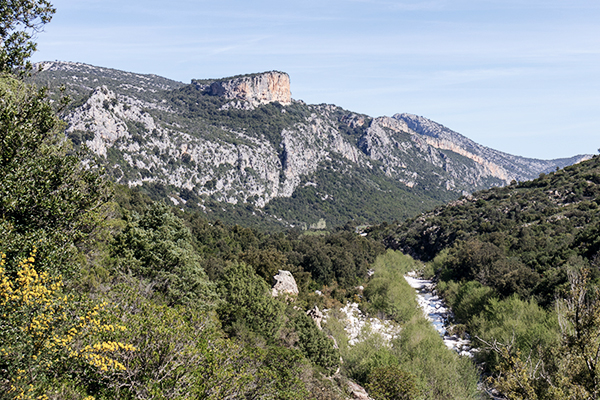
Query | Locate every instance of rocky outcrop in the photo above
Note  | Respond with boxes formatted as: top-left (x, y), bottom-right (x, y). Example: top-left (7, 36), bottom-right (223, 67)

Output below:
top-left (65, 86), bottom-right (158, 158)
top-left (394, 113), bottom-right (592, 182)
top-left (347, 381), bottom-right (373, 400)
top-left (203, 71), bottom-right (291, 106)
top-left (271, 270), bottom-right (299, 299)
top-left (306, 306), bottom-right (324, 330)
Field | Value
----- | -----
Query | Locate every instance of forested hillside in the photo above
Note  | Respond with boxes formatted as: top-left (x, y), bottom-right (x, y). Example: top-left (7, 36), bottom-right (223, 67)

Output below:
top-left (371, 155), bottom-right (600, 398)
top-left (5, 2), bottom-right (600, 399)
top-left (1, 32), bottom-right (483, 397)
top-left (0, 103), bottom-right (481, 398)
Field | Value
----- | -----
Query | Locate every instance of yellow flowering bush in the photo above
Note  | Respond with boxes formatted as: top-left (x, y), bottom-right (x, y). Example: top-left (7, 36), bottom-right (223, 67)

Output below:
top-left (0, 250), bottom-right (135, 399)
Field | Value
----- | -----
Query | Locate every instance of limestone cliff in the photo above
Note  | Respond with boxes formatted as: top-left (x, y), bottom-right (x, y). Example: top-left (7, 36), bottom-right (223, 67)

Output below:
top-left (394, 113), bottom-right (592, 183)
top-left (196, 71), bottom-right (291, 106)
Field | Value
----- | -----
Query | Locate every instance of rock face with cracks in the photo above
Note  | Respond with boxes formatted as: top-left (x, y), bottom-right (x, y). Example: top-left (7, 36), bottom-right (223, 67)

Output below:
top-left (271, 270), bottom-right (299, 299)
top-left (202, 71), bottom-right (292, 106)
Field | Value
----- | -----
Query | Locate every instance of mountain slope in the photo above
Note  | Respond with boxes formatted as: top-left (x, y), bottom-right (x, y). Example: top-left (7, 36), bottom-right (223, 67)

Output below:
top-left (29, 61), bottom-right (592, 229)
top-left (378, 155), bottom-right (600, 304)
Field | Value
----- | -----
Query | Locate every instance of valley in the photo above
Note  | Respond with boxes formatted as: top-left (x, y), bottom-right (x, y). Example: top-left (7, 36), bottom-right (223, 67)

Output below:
top-left (2, 58), bottom-right (599, 399)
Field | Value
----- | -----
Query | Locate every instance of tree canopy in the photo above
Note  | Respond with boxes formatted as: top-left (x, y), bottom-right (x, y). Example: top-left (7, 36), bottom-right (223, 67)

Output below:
top-left (0, 0), bottom-right (55, 73)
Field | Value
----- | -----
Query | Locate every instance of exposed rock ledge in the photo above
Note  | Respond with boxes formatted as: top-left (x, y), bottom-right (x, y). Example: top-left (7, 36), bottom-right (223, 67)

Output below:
top-left (200, 71), bottom-right (292, 106)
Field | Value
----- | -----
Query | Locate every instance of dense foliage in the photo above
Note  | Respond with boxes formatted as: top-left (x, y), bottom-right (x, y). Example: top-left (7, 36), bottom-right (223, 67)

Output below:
top-left (372, 156), bottom-right (600, 398)
top-left (382, 156), bottom-right (600, 305)
top-left (0, 74), bottom-right (109, 277)
top-left (17, 3), bottom-right (600, 398)
top-left (0, 0), bottom-right (55, 73)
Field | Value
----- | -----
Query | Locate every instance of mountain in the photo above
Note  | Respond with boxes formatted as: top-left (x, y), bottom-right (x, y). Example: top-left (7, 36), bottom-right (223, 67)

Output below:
top-left (377, 155), bottom-right (600, 304)
top-left (30, 61), bottom-right (591, 229)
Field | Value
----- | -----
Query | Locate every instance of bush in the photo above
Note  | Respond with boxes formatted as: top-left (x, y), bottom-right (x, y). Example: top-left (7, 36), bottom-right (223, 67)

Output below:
top-left (110, 202), bottom-right (216, 308)
top-left (290, 310), bottom-right (340, 374)
top-left (471, 294), bottom-right (560, 371)
top-left (451, 280), bottom-right (496, 322)
top-left (393, 316), bottom-right (481, 400)
top-left (363, 250), bottom-right (419, 323)
top-left (0, 250), bottom-right (135, 398)
top-left (367, 365), bottom-right (420, 400)
top-left (217, 261), bottom-right (286, 344)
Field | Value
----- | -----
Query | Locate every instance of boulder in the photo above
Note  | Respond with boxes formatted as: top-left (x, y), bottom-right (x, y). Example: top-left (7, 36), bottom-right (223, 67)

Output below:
top-left (271, 270), bottom-right (299, 299)
top-left (347, 381), bottom-right (373, 400)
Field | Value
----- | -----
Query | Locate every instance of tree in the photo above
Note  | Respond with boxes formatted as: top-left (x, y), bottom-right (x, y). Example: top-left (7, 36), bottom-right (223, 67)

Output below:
top-left (217, 261), bottom-right (285, 343)
top-left (0, 0), bottom-right (55, 73)
top-left (0, 74), bottom-right (109, 276)
top-left (110, 202), bottom-right (217, 308)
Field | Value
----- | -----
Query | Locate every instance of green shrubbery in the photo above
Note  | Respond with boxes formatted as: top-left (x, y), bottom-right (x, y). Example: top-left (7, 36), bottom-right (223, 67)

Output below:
top-left (325, 250), bottom-right (481, 400)
top-left (362, 250), bottom-right (419, 323)
top-left (366, 365), bottom-right (420, 400)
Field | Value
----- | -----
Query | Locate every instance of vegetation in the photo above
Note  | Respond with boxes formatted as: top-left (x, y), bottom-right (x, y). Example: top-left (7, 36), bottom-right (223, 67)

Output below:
top-left (369, 156), bottom-right (600, 397)
top-left (0, 68), bottom-right (484, 397)
top-left (324, 251), bottom-right (481, 400)
top-left (0, 0), bottom-right (55, 73)
top-left (11, 2), bottom-right (600, 398)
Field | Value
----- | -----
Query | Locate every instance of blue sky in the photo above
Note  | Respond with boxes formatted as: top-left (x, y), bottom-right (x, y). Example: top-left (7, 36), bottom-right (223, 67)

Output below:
top-left (31, 0), bottom-right (600, 160)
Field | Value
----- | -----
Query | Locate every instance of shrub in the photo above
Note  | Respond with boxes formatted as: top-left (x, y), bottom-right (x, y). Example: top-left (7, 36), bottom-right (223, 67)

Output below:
top-left (290, 310), bottom-right (340, 374)
top-left (393, 316), bottom-right (481, 400)
top-left (471, 294), bottom-right (559, 371)
top-left (451, 280), bottom-right (496, 322)
top-left (0, 250), bottom-right (135, 398)
top-left (110, 202), bottom-right (216, 308)
top-left (363, 250), bottom-right (419, 323)
top-left (367, 365), bottom-right (420, 400)
top-left (217, 261), bottom-right (286, 344)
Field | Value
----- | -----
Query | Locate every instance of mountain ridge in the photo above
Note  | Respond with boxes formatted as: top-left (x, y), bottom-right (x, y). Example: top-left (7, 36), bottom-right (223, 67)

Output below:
top-left (29, 61), bottom-right (592, 229)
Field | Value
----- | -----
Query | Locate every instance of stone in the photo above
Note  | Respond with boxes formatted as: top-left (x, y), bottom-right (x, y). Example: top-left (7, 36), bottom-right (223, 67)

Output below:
top-left (347, 381), bottom-right (373, 400)
top-left (205, 71), bottom-right (291, 106)
top-left (306, 305), bottom-right (323, 330)
top-left (271, 270), bottom-right (298, 298)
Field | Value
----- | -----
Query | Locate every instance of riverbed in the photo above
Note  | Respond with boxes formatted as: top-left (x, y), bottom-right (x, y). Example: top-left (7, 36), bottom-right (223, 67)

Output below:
top-left (404, 272), bottom-right (474, 357)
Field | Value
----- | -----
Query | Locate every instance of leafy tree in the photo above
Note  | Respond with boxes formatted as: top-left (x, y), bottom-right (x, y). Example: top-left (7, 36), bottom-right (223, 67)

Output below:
top-left (217, 261), bottom-right (286, 343)
top-left (110, 202), bottom-right (216, 308)
top-left (0, 73), bottom-right (109, 276)
top-left (0, 0), bottom-right (55, 73)
top-left (290, 310), bottom-right (340, 375)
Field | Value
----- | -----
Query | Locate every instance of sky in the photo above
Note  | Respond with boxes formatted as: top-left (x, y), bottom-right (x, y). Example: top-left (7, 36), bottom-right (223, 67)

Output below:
top-left (30, 0), bottom-right (600, 160)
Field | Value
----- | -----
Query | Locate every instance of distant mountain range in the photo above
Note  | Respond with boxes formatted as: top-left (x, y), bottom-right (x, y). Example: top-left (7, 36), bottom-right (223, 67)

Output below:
top-left (30, 61), bottom-right (592, 229)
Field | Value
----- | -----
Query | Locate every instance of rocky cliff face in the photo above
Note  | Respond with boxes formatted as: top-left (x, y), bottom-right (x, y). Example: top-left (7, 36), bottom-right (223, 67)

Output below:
top-left (195, 71), bottom-right (291, 106)
top-left (394, 113), bottom-right (592, 183)
top-left (30, 62), bottom-right (592, 228)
